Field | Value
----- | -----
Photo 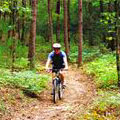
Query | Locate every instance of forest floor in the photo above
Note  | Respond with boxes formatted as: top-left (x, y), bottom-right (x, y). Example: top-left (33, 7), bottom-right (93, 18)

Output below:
top-left (1, 65), bottom-right (97, 120)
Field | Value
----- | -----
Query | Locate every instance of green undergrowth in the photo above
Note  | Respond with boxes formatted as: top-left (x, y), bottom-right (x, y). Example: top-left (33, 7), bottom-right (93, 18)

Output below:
top-left (78, 51), bottom-right (119, 120)
top-left (79, 90), bottom-right (120, 120)
top-left (0, 41), bottom-right (28, 68)
top-left (78, 51), bottom-right (119, 119)
top-left (83, 53), bottom-right (117, 88)
top-left (0, 68), bottom-right (50, 94)
top-left (0, 45), bottom-right (11, 68)
top-left (70, 44), bottom-right (106, 63)
top-left (0, 36), bottom-right (51, 69)
top-left (36, 41), bottom-right (51, 62)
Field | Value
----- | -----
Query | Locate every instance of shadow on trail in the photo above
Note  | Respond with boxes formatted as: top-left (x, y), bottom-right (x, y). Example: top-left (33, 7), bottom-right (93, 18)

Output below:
top-left (23, 89), bottom-right (39, 98)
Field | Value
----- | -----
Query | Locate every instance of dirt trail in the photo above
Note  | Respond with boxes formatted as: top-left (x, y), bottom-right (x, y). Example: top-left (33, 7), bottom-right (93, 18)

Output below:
top-left (12, 66), bottom-right (96, 120)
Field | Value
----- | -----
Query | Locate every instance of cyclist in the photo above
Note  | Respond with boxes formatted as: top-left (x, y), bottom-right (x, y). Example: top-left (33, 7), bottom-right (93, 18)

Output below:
top-left (46, 43), bottom-right (68, 89)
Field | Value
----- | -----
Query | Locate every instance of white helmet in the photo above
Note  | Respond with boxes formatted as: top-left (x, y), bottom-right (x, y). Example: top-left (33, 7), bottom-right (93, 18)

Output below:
top-left (53, 43), bottom-right (61, 48)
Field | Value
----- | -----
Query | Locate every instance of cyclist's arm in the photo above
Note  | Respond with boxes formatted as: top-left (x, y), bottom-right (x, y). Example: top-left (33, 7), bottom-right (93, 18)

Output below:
top-left (46, 52), bottom-right (53, 70)
top-left (63, 56), bottom-right (68, 70)
top-left (45, 58), bottom-right (51, 70)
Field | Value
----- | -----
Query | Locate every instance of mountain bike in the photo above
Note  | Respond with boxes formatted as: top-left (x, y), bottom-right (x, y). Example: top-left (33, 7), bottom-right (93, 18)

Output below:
top-left (52, 69), bottom-right (64, 103)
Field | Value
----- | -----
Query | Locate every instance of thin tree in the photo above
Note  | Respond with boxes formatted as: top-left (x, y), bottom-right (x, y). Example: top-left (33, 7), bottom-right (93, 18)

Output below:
top-left (63, 0), bottom-right (69, 58)
top-left (78, 0), bottom-right (83, 67)
top-left (56, 0), bottom-right (60, 42)
top-left (107, 1), bottom-right (115, 51)
top-left (11, 0), bottom-right (17, 72)
top-left (100, 0), bottom-right (106, 43)
top-left (100, 0), bottom-right (104, 13)
top-left (0, 11), bottom-right (1, 19)
top-left (88, 1), bottom-right (94, 46)
top-left (17, 15), bottom-right (21, 40)
top-left (48, 0), bottom-right (53, 47)
top-left (115, 0), bottom-right (120, 87)
top-left (28, 0), bottom-right (37, 69)
top-left (21, 0), bottom-right (26, 44)
top-left (67, 0), bottom-right (70, 49)
top-left (8, 0), bottom-right (13, 38)
top-left (29, 0), bottom-right (32, 6)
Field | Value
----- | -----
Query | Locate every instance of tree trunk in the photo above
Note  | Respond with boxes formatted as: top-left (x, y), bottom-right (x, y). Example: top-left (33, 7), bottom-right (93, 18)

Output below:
top-left (56, 0), bottom-right (60, 42)
top-left (100, 0), bottom-right (106, 43)
top-left (29, 0), bottom-right (32, 6)
top-left (78, 0), bottom-right (83, 67)
top-left (63, 0), bottom-right (69, 58)
top-left (28, 0), bottom-right (37, 69)
top-left (100, 0), bottom-right (103, 13)
top-left (8, 0), bottom-right (12, 39)
top-left (88, 1), bottom-right (94, 46)
top-left (108, 1), bottom-right (112, 12)
top-left (11, 0), bottom-right (17, 72)
top-left (48, 0), bottom-right (53, 47)
top-left (17, 18), bottom-right (21, 40)
top-left (4, 12), bottom-right (6, 21)
top-left (67, 0), bottom-right (70, 49)
top-left (108, 1), bottom-right (115, 51)
top-left (115, 0), bottom-right (120, 87)
top-left (21, 0), bottom-right (26, 45)
top-left (0, 11), bottom-right (1, 19)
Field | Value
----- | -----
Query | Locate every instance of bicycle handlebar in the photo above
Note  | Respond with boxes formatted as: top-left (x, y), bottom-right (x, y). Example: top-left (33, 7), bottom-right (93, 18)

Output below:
top-left (48, 68), bottom-right (68, 71)
top-left (46, 68), bottom-right (68, 73)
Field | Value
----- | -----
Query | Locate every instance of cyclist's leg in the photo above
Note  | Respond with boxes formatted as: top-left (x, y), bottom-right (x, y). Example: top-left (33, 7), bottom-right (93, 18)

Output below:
top-left (52, 73), bottom-right (56, 83)
top-left (59, 72), bottom-right (66, 89)
top-left (59, 73), bottom-right (64, 84)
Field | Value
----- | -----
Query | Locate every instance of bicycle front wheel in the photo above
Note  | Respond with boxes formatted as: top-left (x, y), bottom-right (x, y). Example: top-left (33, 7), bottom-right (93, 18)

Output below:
top-left (58, 83), bottom-right (63, 100)
top-left (53, 80), bottom-right (58, 103)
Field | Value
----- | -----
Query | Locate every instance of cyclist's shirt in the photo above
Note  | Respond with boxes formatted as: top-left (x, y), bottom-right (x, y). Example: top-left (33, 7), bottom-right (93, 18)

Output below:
top-left (48, 51), bottom-right (66, 69)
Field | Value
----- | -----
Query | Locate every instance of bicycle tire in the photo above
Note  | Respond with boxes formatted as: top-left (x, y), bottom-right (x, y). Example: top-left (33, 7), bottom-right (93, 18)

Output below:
top-left (52, 77), bottom-right (63, 103)
top-left (53, 88), bottom-right (56, 103)
top-left (53, 79), bottom-right (57, 103)
top-left (58, 83), bottom-right (63, 100)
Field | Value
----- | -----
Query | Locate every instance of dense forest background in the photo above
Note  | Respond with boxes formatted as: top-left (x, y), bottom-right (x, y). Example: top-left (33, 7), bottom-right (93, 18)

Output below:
top-left (0, 0), bottom-right (120, 119)
top-left (0, 0), bottom-right (119, 66)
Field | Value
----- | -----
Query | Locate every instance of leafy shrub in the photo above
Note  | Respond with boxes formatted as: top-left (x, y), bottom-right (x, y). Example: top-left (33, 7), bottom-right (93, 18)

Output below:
top-left (69, 44), bottom-right (78, 63)
top-left (14, 57), bottom-right (29, 69)
top-left (0, 69), bottom-right (50, 94)
top-left (0, 46), bottom-right (11, 68)
top-left (0, 19), bottom-right (10, 34)
top-left (84, 53), bottom-right (117, 88)
top-left (16, 44), bottom-right (28, 58)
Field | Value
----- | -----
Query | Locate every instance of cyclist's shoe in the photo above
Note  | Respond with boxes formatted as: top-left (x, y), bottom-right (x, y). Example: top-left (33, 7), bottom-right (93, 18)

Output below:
top-left (51, 92), bottom-right (53, 95)
top-left (62, 85), bottom-right (66, 89)
top-left (51, 90), bottom-right (54, 95)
